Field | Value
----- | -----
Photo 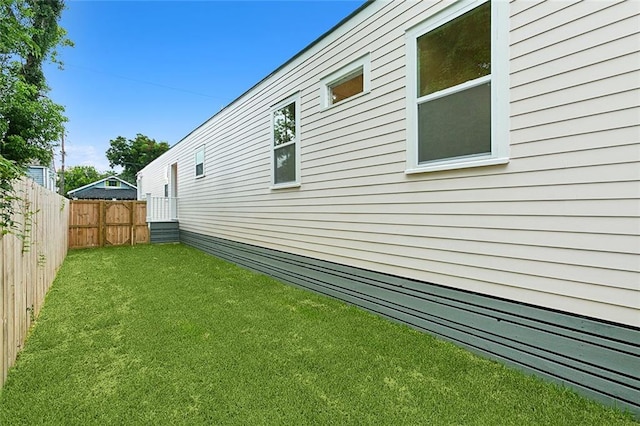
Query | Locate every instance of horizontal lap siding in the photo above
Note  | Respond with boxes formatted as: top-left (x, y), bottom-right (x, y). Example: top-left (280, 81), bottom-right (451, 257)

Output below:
top-left (140, 1), bottom-right (639, 327)
top-left (506, 0), bottom-right (640, 324)
top-left (149, 222), bottom-right (179, 244)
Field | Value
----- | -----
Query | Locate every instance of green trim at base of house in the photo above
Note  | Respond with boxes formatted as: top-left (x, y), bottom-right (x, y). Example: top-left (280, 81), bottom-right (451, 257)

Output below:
top-left (179, 229), bottom-right (640, 416)
top-left (149, 222), bottom-right (179, 244)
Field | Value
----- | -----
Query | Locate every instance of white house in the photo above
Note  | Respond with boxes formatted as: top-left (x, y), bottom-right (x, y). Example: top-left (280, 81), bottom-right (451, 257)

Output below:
top-left (138, 0), bottom-right (640, 414)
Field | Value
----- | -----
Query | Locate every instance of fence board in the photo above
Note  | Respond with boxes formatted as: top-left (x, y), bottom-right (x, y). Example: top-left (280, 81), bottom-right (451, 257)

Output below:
top-left (69, 200), bottom-right (148, 249)
top-left (0, 178), bottom-right (68, 388)
top-left (135, 202), bottom-right (149, 244)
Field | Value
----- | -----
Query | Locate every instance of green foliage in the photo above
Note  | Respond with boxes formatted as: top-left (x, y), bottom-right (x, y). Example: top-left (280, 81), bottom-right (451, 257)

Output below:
top-left (0, 154), bottom-right (23, 234)
top-left (59, 165), bottom-right (113, 196)
top-left (106, 133), bottom-right (170, 183)
top-left (18, 197), bottom-right (37, 253)
top-left (0, 0), bottom-right (72, 167)
top-left (0, 244), bottom-right (635, 424)
top-left (0, 0), bottom-right (36, 59)
top-left (0, 0), bottom-right (70, 237)
top-left (0, 155), bottom-right (37, 248)
top-left (18, 0), bottom-right (69, 87)
top-left (1, 77), bottom-right (65, 166)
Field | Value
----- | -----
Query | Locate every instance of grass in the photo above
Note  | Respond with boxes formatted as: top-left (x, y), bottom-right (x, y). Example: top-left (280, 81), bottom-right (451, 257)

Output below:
top-left (0, 244), bottom-right (636, 425)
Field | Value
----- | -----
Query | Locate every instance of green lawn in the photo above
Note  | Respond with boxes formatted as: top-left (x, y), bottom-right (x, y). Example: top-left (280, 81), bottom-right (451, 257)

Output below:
top-left (0, 244), bottom-right (635, 425)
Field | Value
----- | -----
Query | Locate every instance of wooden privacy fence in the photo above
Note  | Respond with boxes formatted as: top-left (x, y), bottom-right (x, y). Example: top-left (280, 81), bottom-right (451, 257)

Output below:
top-left (68, 200), bottom-right (148, 249)
top-left (1, 178), bottom-right (69, 386)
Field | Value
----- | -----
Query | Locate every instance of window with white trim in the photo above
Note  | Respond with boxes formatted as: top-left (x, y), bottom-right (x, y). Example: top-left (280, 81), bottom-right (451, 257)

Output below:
top-left (271, 94), bottom-right (300, 187)
top-left (321, 54), bottom-right (371, 108)
top-left (406, 0), bottom-right (508, 173)
top-left (195, 146), bottom-right (205, 178)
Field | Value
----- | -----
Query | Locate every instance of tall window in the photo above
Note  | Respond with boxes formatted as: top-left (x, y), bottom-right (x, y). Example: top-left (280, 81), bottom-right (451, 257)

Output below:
top-left (271, 94), bottom-right (300, 187)
top-left (406, 0), bottom-right (508, 173)
top-left (195, 146), bottom-right (205, 178)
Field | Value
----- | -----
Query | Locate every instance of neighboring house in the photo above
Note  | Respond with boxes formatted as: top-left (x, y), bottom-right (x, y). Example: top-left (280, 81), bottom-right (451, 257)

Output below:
top-left (138, 0), bottom-right (640, 414)
top-left (26, 165), bottom-right (56, 191)
top-left (67, 176), bottom-right (137, 200)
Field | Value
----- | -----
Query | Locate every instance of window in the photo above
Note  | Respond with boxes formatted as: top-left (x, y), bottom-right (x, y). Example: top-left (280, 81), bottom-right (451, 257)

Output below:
top-left (330, 69), bottom-right (363, 104)
top-left (195, 146), bottom-right (205, 177)
top-left (106, 179), bottom-right (120, 187)
top-left (271, 94), bottom-right (301, 188)
top-left (321, 54), bottom-right (371, 108)
top-left (406, 0), bottom-right (508, 173)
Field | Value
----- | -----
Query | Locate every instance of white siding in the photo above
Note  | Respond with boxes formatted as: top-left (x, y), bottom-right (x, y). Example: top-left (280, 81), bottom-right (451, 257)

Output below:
top-left (140, 0), bottom-right (640, 327)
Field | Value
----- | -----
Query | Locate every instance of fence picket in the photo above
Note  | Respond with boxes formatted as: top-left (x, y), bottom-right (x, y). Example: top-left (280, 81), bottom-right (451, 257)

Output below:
top-left (0, 178), bottom-right (68, 389)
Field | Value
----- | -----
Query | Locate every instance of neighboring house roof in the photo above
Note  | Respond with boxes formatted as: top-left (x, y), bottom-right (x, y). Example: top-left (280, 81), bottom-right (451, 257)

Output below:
top-left (69, 187), bottom-right (138, 200)
top-left (67, 176), bottom-right (137, 200)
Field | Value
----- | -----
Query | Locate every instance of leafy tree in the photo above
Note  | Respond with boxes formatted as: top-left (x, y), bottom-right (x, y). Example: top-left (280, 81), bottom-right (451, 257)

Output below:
top-left (1, 78), bottom-right (66, 165)
top-left (0, 0), bottom-right (71, 233)
top-left (59, 165), bottom-right (113, 196)
top-left (106, 134), bottom-right (170, 183)
top-left (0, 0), bottom-right (72, 168)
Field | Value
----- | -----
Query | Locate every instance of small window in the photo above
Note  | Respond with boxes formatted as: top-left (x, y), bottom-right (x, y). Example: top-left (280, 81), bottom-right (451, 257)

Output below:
top-left (271, 94), bottom-right (300, 188)
top-left (321, 54), bottom-right (371, 108)
top-left (329, 68), bottom-right (363, 105)
top-left (164, 184), bottom-right (169, 197)
top-left (195, 146), bottom-right (205, 177)
top-left (106, 179), bottom-right (120, 187)
top-left (406, 0), bottom-right (509, 173)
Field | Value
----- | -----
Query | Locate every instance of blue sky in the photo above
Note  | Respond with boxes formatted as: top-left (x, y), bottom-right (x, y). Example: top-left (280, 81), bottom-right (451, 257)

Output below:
top-left (44, 0), bottom-right (365, 172)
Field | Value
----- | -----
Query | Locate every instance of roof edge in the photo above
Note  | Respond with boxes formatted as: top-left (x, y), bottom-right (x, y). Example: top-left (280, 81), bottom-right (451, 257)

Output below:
top-left (67, 175), bottom-right (136, 195)
top-left (160, 0), bottom-right (373, 154)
